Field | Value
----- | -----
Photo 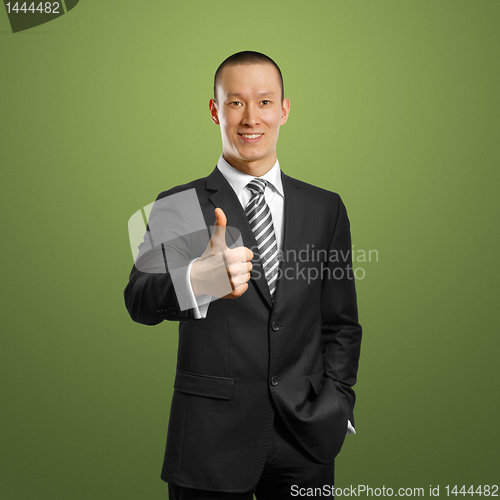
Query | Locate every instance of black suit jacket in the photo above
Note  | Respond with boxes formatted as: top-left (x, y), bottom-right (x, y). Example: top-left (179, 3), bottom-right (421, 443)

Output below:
top-left (124, 167), bottom-right (362, 492)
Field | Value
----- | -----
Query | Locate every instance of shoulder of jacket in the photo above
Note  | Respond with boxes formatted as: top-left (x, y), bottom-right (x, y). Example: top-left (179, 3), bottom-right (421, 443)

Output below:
top-left (283, 173), bottom-right (341, 201)
top-left (155, 176), bottom-right (209, 201)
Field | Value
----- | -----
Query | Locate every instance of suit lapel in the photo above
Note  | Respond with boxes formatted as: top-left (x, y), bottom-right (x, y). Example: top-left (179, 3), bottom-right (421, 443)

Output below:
top-left (273, 172), bottom-right (304, 306)
top-left (206, 168), bottom-right (273, 308)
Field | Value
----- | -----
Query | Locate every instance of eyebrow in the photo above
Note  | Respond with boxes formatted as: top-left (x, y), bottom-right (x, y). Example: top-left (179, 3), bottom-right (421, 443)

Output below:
top-left (226, 92), bottom-right (275, 98)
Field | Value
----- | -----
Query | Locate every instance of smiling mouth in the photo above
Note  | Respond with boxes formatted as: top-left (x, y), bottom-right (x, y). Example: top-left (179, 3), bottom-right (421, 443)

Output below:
top-left (239, 133), bottom-right (263, 139)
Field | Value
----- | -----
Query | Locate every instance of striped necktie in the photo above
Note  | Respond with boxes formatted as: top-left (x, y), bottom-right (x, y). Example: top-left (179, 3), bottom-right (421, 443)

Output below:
top-left (245, 178), bottom-right (280, 299)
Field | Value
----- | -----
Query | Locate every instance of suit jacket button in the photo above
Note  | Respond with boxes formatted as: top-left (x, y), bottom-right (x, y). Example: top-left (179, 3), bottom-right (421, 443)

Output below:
top-left (271, 321), bottom-right (280, 332)
top-left (270, 376), bottom-right (279, 386)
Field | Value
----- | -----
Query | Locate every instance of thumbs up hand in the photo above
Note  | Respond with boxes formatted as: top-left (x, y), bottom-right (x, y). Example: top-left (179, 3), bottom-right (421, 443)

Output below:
top-left (190, 208), bottom-right (254, 299)
top-left (206, 207), bottom-right (230, 259)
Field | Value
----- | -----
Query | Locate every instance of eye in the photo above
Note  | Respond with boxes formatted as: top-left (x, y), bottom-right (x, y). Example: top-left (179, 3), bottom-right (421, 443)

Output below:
top-left (261, 100), bottom-right (271, 105)
top-left (230, 101), bottom-right (243, 106)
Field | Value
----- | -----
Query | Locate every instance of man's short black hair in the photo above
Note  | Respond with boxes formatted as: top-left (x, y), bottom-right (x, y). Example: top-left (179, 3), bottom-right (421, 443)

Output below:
top-left (214, 51), bottom-right (284, 103)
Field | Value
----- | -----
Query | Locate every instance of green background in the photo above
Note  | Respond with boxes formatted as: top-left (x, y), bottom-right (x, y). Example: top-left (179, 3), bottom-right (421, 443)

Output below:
top-left (1, 1), bottom-right (498, 498)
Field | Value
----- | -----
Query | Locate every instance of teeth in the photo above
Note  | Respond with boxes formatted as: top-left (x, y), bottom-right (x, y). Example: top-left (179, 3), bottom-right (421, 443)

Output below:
top-left (241, 134), bottom-right (262, 139)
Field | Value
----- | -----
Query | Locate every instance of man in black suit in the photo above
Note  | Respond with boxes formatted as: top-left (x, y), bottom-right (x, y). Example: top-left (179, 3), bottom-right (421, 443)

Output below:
top-left (124, 51), bottom-right (362, 499)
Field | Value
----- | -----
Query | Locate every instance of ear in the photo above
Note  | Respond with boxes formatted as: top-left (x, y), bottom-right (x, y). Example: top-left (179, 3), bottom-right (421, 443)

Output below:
top-left (209, 99), bottom-right (220, 125)
top-left (280, 98), bottom-right (290, 125)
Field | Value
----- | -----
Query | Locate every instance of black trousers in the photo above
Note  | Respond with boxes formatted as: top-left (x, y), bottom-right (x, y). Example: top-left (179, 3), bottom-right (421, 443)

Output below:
top-left (168, 411), bottom-right (335, 500)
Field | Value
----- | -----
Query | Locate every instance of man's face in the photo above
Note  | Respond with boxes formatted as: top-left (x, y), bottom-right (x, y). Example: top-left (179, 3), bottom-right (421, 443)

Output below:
top-left (210, 63), bottom-right (290, 177)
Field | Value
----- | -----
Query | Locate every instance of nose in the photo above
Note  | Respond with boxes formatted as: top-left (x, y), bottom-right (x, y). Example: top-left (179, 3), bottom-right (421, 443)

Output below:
top-left (242, 104), bottom-right (259, 126)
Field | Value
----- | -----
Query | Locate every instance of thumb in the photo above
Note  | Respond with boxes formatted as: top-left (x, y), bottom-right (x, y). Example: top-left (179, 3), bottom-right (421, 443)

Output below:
top-left (214, 207), bottom-right (227, 228)
top-left (210, 208), bottom-right (227, 252)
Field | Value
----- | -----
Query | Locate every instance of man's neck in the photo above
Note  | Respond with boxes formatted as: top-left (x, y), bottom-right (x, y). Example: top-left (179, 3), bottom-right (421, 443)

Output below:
top-left (222, 154), bottom-right (276, 177)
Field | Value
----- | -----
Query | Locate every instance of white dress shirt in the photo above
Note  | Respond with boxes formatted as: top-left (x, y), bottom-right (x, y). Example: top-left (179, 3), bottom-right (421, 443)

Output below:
top-left (216, 154), bottom-right (285, 250)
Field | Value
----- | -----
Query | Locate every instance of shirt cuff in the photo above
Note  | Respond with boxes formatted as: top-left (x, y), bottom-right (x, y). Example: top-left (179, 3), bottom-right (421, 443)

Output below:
top-left (347, 420), bottom-right (356, 435)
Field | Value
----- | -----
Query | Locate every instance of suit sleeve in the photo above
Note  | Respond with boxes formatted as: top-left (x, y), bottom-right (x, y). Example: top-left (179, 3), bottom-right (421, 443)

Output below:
top-left (320, 194), bottom-right (362, 426)
top-left (124, 261), bottom-right (191, 325)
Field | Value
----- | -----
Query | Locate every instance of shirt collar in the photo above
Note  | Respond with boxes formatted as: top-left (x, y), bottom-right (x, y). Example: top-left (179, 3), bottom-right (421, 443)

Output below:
top-left (216, 154), bottom-right (284, 197)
